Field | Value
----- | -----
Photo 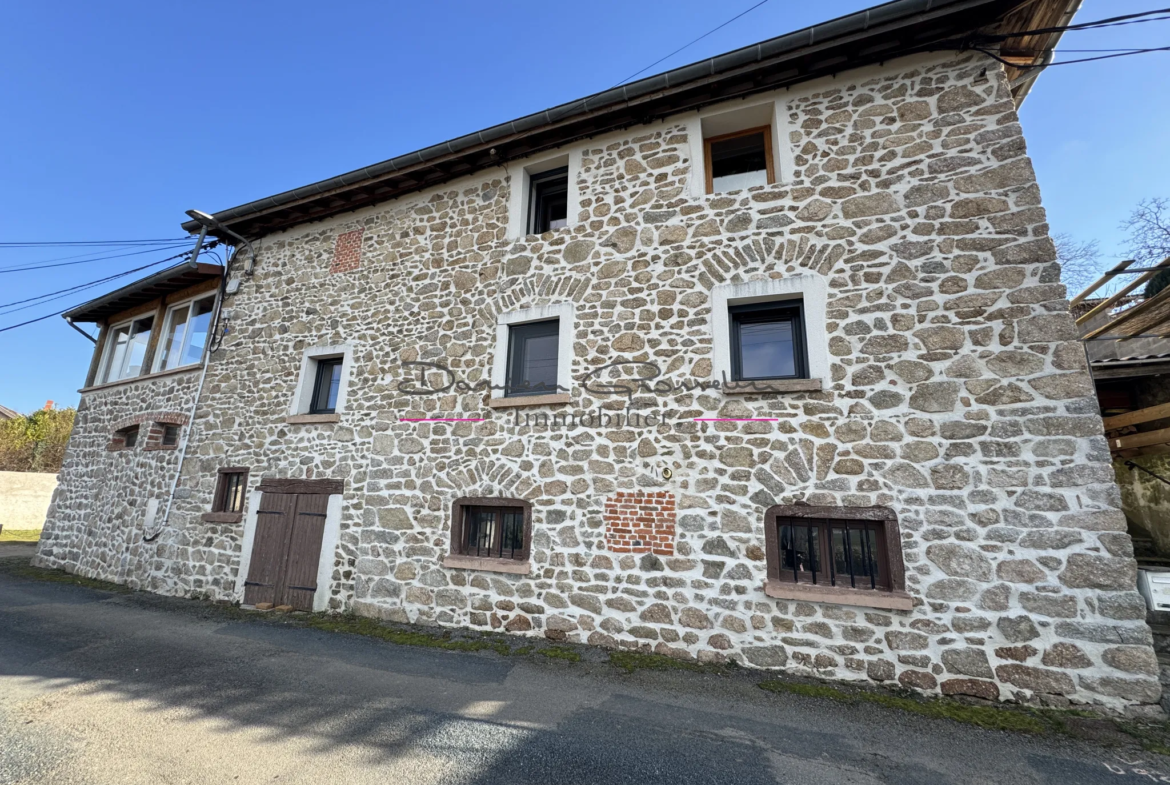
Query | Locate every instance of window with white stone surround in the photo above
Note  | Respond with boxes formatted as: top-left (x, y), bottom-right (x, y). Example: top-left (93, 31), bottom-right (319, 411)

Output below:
top-left (711, 275), bottom-right (827, 393)
top-left (489, 303), bottom-right (574, 407)
top-left (506, 152), bottom-right (581, 239)
top-left (287, 343), bottom-right (352, 422)
top-left (689, 100), bottom-right (788, 196)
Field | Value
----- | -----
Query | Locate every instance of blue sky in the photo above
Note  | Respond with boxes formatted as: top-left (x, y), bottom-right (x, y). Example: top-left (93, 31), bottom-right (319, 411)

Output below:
top-left (1, 0), bottom-right (1167, 414)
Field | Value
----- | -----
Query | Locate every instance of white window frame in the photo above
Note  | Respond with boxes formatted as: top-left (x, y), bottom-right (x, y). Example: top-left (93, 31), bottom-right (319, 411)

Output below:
top-left (491, 303), bottom-right (574, 400)
top-left (710, 275), bottom-right (828, 389)
top-left (686, 98), bottom-right (792, 198)
top-left (506, 151), bottom-right (582, 240)
top-left (152, 292), bottom-right (219, 373)
top-left (290, 343), bottom-right (354, 416)
top-left (97, 313), bottom-right (155, 384)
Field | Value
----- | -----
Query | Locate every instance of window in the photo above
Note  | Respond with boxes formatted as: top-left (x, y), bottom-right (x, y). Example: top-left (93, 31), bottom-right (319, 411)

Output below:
top-left (506, 319), bottom-right (560, 397)
top-left (213, 469), bottom-right (249, 514)
top-left (449, 498), bottom-right (532, 563)
top-left (155, 294), bottom-right (215, 372)
top-left (162, 424), bottom-right (180, 446)
top-left (763, 505), bottom-right (910, 610)
top-left (729, 301), bottom-right (806, 381)
top-left (528, 167), bottom-right (568, 234)
top-left (705, 126), bottom-right (774, 194)
top-left (99, 315), bottom-right (154, 383)
top-left (122, 425), bottom-right (139, 448)
top-left (310, 358), bottom-right (343, 414)
top-left (290, 344), bottom-right (351, 421)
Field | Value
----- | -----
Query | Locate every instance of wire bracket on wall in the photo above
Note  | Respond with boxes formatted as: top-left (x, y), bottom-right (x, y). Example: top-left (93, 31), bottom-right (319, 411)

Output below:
top-left (1126, 460), bottom-right (1170, 488)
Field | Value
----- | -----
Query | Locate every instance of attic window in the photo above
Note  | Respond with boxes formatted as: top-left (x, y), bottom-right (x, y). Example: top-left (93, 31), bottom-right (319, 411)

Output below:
top-left (705, 127), bottom-right (774, 194)
top-left (528, 167), bottom-right (569, 234)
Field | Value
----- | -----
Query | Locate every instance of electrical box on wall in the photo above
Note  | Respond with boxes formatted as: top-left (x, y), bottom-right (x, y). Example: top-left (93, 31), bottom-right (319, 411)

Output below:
top-left (1137, 568), bottom-right (1170, 612)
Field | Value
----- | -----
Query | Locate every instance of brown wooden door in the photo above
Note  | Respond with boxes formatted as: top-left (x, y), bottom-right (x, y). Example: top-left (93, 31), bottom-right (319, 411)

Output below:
top-left (281, 493), bottom-right (329, 611)
top-left (243, 491), bottom-right (329, 611)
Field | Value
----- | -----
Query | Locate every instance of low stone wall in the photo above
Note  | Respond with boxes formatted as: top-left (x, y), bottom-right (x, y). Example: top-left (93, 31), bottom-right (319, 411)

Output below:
top-left (0, 471), bottom-right (57, 531)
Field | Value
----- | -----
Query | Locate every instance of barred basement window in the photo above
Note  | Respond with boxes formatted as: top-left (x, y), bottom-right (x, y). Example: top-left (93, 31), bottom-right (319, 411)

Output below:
top-left (449, 497), bottom-right (532, 562)
top-left (763, 505), bottom-right (911, 610)
top-left (162, 424), bottom-right (180, 446)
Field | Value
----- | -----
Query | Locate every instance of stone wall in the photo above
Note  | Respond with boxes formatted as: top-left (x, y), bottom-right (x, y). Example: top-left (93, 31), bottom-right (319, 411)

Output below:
top-left (33, 370), bottom-right (202, 591)
top-left (0, 471), bottom-right (57, 531)
top-left (44, 51), bottom-right (1158, 712)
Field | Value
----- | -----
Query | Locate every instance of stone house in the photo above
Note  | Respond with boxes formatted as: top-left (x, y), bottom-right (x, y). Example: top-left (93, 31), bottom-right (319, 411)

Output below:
top-left (36, 0), bottom-right (1165, 714)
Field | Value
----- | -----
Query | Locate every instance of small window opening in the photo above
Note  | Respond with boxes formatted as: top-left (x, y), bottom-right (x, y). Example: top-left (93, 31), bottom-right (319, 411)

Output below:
top-left (505, 319), bottom-right (560, 397)
top-left (310, 358), bottom-right (343, 414)
top-left (705, 126), bottom-right (774, 194)
top-left (528, 167), bottom-right (569, 234)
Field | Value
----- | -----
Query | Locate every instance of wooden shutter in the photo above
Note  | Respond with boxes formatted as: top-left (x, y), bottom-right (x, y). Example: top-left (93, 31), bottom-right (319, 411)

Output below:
top-left (281, 493), bottom-right (329, 611)
top-left (243, 491), bottom-right (298, 606)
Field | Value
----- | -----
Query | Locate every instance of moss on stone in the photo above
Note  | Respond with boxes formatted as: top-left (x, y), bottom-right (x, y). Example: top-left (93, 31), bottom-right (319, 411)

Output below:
top-left (540, 646), bottom-right (582, 662)
top-left (758, 678), bottom-right (1046, 734)
top-left (608, 650), bottom-right (708, 674)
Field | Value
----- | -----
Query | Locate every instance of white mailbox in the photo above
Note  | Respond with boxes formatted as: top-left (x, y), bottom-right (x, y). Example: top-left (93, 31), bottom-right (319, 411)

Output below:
top-left (1137, 568), bottom-right (1170, 612)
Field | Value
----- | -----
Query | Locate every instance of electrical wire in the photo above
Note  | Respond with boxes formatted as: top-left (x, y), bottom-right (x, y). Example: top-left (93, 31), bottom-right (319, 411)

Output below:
top-left (0, 241), bottom-right (192, 270)
top-left (0, 245), bottom-right (214, 333)
top-left (611, 0), bottom-right (771, 88)
top-left (974, 45), bottom-right (1170, 68)
top-left (990, 7), bottom-right (1170, 40)
top-left (0, 249), bottom-right (208, 314)
top-left (0, 242), bottom-right (196, 273)
top-left (0, 238), bottom-right (189, 248)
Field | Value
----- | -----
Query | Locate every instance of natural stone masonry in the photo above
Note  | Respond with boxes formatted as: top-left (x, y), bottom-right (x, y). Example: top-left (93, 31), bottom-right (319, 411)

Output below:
top-left (329, 228), bottom-right (364, 274)
top-left (37, 52), bottom-right (1160, 712)
top-left (604, 491), bottom-right (676, 555)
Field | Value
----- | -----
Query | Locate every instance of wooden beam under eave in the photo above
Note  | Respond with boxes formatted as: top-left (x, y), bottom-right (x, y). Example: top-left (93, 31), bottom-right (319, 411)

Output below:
top-left (1109, 426), bottom-right (1170, 452)
top-left (1104, 402), bottom-right (1170, 431)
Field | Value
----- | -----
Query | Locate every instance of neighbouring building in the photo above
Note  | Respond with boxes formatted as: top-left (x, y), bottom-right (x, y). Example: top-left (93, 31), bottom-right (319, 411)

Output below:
top-left (36, 0), bottom-right (1165, 714)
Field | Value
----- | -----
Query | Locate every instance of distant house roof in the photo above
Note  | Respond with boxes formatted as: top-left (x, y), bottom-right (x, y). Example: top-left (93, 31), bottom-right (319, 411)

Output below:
top-left (0, 404), bottom-right (18, 420)
top-left (180, 0), bottom-right (1079, 242)
top-left (62, 261), bottom-right (223, 324)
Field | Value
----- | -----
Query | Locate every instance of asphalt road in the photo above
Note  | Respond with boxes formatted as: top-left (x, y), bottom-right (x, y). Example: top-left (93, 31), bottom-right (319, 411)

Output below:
top-left (0, 549), bottom-right (1165, 785)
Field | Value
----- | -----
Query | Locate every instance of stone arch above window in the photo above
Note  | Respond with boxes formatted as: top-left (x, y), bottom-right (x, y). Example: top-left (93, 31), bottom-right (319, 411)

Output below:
top-left (442, 497), bottom-right (533, 575)
top-left (762, 504), bottom-right (912, 611)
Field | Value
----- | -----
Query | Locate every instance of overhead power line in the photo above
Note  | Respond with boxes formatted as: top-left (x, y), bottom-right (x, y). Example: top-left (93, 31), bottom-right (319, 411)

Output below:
top-left (0, 245), bottom-right (214, 334)
top-left (0, 242), bottom-right (198, 274)
top-left (0, 249), bottom-right (206, 315)
top-left (0, 238), bottom-right (189, 248)
top-left (611, 0), bottom-right (771, 88)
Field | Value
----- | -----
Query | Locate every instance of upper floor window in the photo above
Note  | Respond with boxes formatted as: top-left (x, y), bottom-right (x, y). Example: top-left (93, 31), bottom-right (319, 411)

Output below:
top-left (705, 127), bottom-right (774, 194)
top-left (99, 314), bottom-right (154, 384)
top-left (289, 344), bottom-right (351, 422)
top-left (155, 294), bottom-right (215, 372)
top-left (729, 300), bottom-right (806, 381)
top-left (310, 358), bottom-right (343, 414)
top-left (506, 319), bottom-right (560, 397)
top-left (528, 167), bottom-right (569, 234)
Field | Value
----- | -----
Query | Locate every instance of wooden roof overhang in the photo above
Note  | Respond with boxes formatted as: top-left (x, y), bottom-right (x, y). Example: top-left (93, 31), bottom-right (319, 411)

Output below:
top-left (180, 0), bottom-right (1078, 243)
top-left (62, 262), bottom-right (224, 324)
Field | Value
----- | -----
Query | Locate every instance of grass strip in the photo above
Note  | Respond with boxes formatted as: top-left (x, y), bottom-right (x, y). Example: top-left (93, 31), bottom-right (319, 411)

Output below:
top-left (758, 678), bottom-right (1046, 734)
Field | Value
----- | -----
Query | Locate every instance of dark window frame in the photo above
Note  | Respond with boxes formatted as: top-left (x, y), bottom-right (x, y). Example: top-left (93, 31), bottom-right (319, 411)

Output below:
top-left (505, 319), bottom-right (561, 398)
top-left (450, 497), bottom-right (532, 562)
top-left (729, 300), bottom-right (807, 381)
top-left (121, 425), bottom-right (140, 448)
top-left (763, 505), bottom-right (906, 599)
top-left (309, 357), bottom-right (344, 414)
top-left (161, 424), bottom-right (180, 447)
top-left (704, 125), bottom-right (775, 195)
top-left (528, 166), bottom-right (569, 235)
top-left (212, 468), bottom-right (250, 514)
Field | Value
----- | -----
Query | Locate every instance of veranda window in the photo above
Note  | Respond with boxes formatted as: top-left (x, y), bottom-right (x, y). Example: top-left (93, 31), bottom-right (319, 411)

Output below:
top-left (155, 294), bottom-right (215, 371)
